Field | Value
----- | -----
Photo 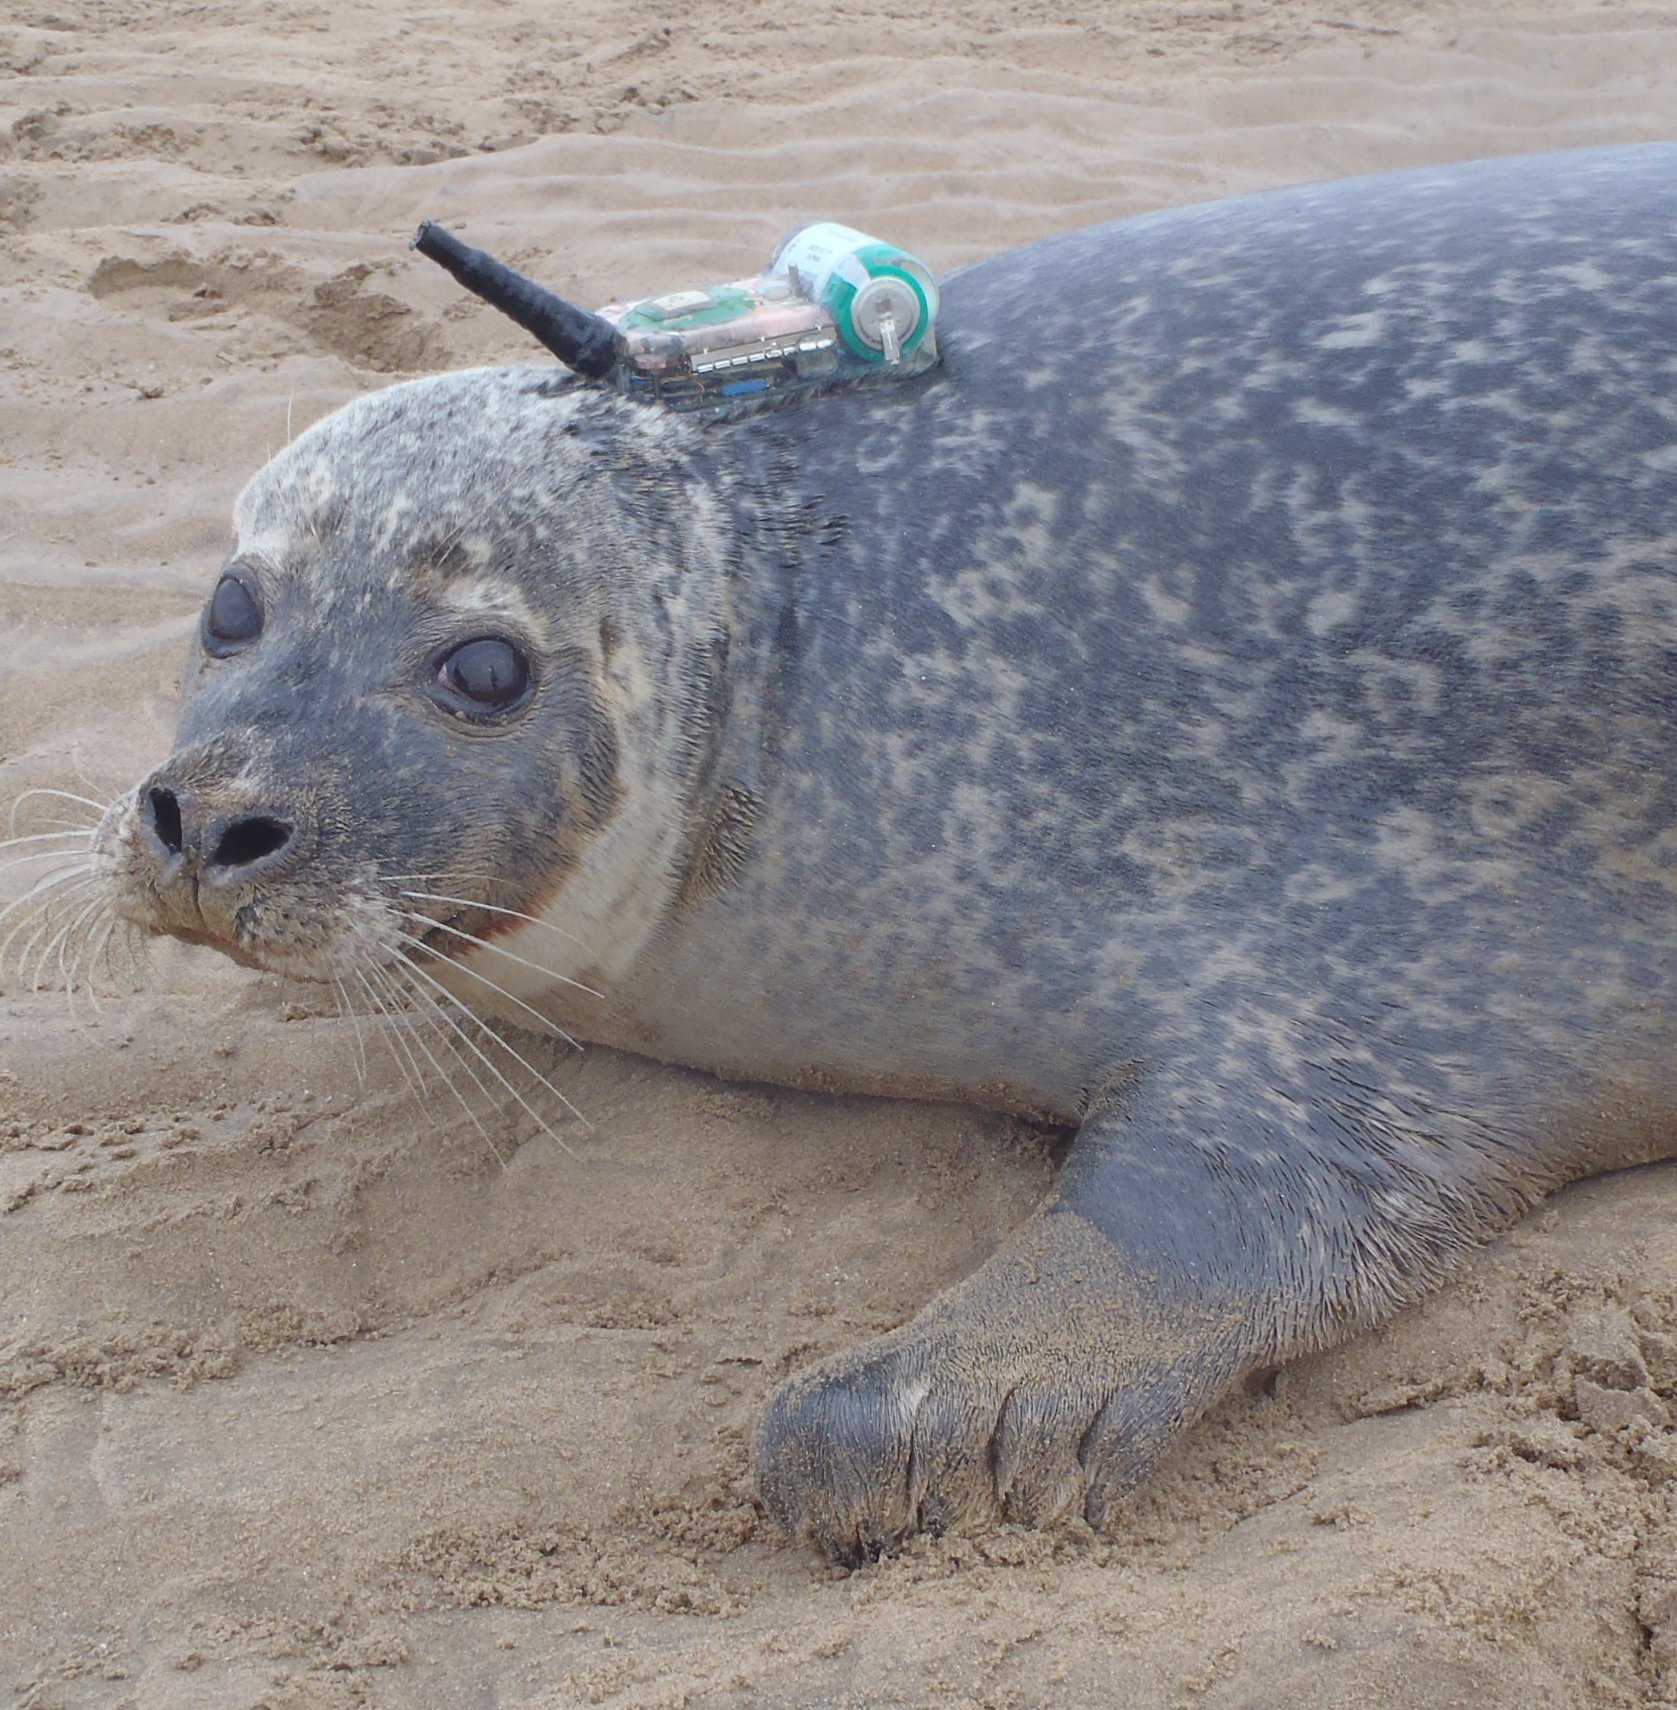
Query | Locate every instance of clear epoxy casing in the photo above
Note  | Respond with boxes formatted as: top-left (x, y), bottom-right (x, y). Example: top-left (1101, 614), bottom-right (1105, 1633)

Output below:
top-left (597, 222), bottom-right (940, 411)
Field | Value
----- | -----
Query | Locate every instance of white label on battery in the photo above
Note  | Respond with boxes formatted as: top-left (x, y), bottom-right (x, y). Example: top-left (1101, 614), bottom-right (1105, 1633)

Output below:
top-left (773, 223), bottom-right (875, 289)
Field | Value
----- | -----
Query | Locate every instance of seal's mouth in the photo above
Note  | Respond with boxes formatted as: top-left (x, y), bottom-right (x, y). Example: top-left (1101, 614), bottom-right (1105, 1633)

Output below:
top-left (166, 918), bottom-right (269, 969)
top-left (126, 870), bottom-right (524, 984)
top-left (410, 912), bottom-right (465, 962)
top-left (139, 869), bottom-right (261, 967)
top-left (395, 885), bottom-right (529, 960)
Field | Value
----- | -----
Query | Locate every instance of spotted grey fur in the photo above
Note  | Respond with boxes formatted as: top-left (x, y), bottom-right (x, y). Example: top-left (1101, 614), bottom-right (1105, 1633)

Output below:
top-left (91, 144), bottom-right (1677, 1562)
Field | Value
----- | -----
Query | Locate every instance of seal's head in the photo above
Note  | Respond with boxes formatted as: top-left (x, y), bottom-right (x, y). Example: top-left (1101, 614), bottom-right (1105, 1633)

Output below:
top-left (91, 367), bottom-right (727, 1010)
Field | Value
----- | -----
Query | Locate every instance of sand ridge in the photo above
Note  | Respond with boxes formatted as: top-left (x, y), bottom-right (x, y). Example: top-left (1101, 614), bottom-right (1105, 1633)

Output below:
top-left (5, 2), bottom-right (1677, 1705)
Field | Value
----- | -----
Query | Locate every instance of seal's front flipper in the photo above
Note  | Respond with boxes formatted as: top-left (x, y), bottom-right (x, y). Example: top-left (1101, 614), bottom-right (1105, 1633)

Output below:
top-left (753, 1189), bottom-right (1249, 1565)
top-left (753, 1039), bottom-right (1543, 1564)
top-left (752, 1103), bottom-right (1253, 1563)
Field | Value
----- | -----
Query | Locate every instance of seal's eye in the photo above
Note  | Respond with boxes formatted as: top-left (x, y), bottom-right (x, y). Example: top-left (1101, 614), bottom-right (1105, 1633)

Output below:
top-left (204, 574), bottom-right (263, 654)
top-left (436, 637), bottom-right (531, 713)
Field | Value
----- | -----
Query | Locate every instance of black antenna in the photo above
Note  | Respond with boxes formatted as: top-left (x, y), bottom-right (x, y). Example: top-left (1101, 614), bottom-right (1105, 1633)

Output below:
top-left (411, 222), bottom-right (620, 380)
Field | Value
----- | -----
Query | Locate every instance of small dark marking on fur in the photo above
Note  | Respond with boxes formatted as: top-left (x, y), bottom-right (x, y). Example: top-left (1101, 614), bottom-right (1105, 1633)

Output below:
top-left (678, 781), bottom-right (761, 909)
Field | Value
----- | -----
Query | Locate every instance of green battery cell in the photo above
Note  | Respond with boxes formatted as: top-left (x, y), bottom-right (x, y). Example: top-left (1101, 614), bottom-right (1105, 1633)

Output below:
top-left (770, 222), bottom-right (939, 366)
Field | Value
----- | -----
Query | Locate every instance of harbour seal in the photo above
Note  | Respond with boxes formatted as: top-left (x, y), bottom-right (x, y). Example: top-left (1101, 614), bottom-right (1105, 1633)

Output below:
top-left (57, 144), bottom-right (1677, 1563)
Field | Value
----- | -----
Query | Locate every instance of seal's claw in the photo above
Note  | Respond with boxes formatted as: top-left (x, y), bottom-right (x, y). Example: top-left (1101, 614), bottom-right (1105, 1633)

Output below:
top-left (753, 1339), bottom-right (927, 1563)
top-left (990, 1383), bottom-right (1092, 1527)
top-left (1075, 1385), bottom-right (1191, 1531)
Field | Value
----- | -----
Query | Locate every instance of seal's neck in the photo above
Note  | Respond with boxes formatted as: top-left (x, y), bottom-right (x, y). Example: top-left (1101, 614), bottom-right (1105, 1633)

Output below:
top-left (482, 415), bottom-right (814, 1009)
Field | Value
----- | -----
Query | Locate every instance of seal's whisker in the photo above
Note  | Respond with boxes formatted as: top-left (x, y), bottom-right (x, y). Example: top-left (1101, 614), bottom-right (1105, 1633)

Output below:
top-left (0, 848), bottom-right (97, 881)
top-left (81, 916), bottom-right (119, 1000)
top-left (364, 951), bottom-right (521, 1169)
top-left (68, 756), bottom-right (107, 796)
top-left (0, 830), bottom-right (97, 854)
top-left (100, 921), bottom-right (148, 993)
top-left (363, 959), bottom-right (446, 1113)
top-left (383, 872), bottom-right (496, 882)
top-left (355, 952), bottom-right (439, 1089)
top-left (425, 496), bottom-right (502, 567)
top-left (350, 964), bottom-right (431, 1107)
top-left (391, 926), bottom-right (583, 1051)
top-left (0, 867), bottom-right (97, 962)
top-left (22, 816), bottom-right (100, 836)
top-left (11, 897), bottom-right (94, 994)
top-left (14, 884), bottom-right (96, 986)
top-left (400, 909), bottom-right (602, 1002)
top-left (0, 863), bottom-right (96, 928)
top-left (396, 989), bottom-right (510, 1130)
top-left (64, 897), bottom-right (116, 995)
top-left (390, 950), bottom-right (589, 1146)
top-left (383, 874), bottom-right (507, 892)
top-left (7, 787), bottom-right (109, 830)
top-left (393, 950), bottom-right (584, 1144)
top-left (329, 972), bottom-right (371, 1086)
top-left (403, 990), bottom-right (575, 1165)
top-left (76, 912), bottom-right (121, 1014)
top-left (373, 959), bottom-right (510, 1168)
top-left (357, 952), bottom-right (447, 1081)
top-left (350, 918), bottom-right (539, 1163)
top-left (396, 889), bottom-right (592, 953)
top-left (56, 898), bottom-right (113, 1017)
top-left (36, 893), bottom-right (107, 994)
top-left (0, 838), bottom-right (97, 885)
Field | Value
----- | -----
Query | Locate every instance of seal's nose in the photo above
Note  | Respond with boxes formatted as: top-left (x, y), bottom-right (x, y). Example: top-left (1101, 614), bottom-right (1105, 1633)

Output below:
top-left (140, 784), bottom-right (185, 863)
top-left (205, 812), bottom-right (294, 872)
top-left (140, 784), bottom-right (295, 878)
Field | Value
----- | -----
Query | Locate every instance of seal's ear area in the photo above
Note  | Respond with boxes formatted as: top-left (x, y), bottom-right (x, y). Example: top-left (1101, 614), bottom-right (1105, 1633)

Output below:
top-left (412, 223), bottom-right (620, 382)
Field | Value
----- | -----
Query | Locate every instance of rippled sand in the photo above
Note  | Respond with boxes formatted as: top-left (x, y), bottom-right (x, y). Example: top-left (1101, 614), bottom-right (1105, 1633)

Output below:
top-left (5, 3), bottom-right (1677, 1705)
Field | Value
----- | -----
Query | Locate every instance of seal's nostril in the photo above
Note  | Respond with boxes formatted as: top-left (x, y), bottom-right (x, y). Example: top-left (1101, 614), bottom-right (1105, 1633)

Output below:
top-left (147, 787), bottom-right (184, 856)
top-left (209, 816), bottom-right (293, 870)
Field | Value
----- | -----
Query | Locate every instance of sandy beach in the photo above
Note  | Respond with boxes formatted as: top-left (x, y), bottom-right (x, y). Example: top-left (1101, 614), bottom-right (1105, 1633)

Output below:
top-left (5, 2), bottom-right (1677, 1704)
